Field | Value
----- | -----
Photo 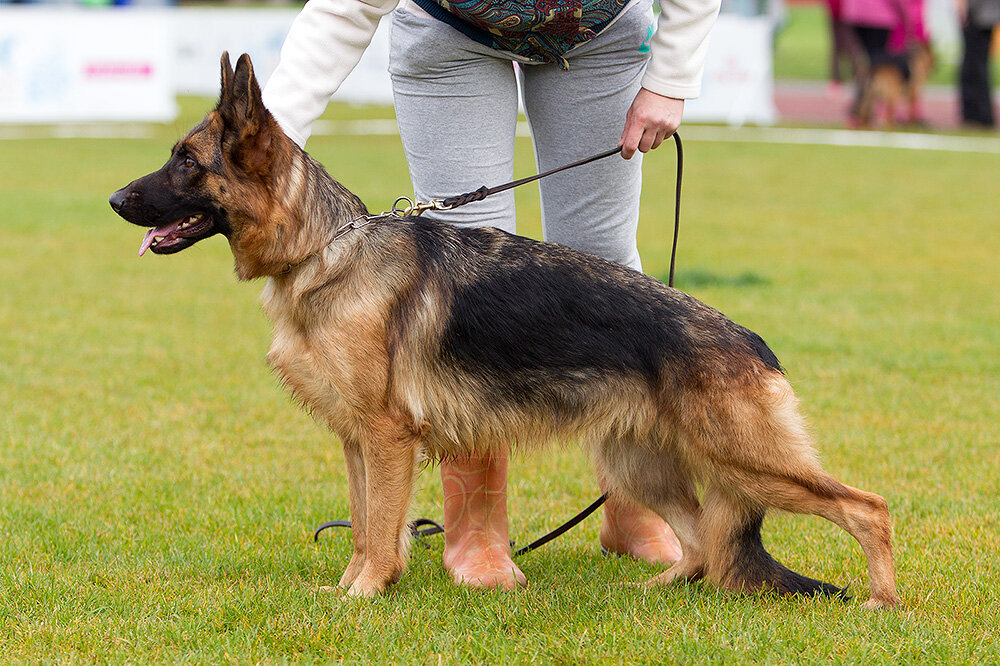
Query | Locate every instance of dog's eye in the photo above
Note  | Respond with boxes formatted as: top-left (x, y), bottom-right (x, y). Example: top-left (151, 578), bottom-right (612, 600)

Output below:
top-left (183, 156), bottom-right (197, 169)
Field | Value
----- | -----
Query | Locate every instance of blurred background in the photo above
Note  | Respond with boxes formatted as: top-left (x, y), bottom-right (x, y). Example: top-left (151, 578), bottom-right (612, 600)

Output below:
top-left (0, 0), bottom-right (996, 130)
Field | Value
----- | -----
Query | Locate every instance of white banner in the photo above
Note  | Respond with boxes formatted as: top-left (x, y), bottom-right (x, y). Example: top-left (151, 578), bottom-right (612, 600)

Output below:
top-left (170, 8), bottom-right (297, 96)
top-left (0, 7), bottom-right (176, 123)
top-left (684, 15), bottom-right (777, 126)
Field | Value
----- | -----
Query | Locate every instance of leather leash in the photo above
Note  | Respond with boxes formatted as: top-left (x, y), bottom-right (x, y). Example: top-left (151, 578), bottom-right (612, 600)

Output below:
top-left (315, 133), bottom-right (685, 556)
top-left (395, 144), bottom-right (627, 217)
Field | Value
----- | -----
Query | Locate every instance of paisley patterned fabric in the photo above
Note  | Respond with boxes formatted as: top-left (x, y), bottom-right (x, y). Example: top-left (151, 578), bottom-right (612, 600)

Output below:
top-left (412, 0), bottom-right (630, 67)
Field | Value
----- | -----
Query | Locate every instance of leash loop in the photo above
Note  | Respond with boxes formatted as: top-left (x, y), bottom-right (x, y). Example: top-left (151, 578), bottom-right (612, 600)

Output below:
top-left (315, 518), bottom-right (445, 548)
top-left (391, 196), bottom-right (414, 215)
top-left (393, 195), bottom-right (451, 217)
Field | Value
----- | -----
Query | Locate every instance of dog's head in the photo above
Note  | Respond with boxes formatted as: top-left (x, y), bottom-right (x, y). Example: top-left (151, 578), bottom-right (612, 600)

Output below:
top-left (110, 52), bottom-right (298, 278)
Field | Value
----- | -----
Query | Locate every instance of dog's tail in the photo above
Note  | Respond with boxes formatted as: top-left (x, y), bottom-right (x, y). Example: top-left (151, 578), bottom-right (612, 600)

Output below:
top-left (704, 491), bottom-right (847, 600)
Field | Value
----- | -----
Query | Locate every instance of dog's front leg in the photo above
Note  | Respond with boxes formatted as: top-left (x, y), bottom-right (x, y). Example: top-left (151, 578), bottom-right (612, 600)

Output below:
top-left (338, 436), bottom-right (367, 589)
top-left (346, 415), bottom-right (419, 598)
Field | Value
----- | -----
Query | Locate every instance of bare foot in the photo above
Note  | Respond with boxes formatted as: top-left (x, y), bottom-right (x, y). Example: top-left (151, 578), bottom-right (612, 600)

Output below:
top-left (599, 495), bottom-right (683, 565)
top-left (441, 455), bottom-right (526, 589)
top-left (443, 529), bottom-right (526, 589)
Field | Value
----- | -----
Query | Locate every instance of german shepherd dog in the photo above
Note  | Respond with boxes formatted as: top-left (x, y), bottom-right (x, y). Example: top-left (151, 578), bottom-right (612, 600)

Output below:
top-left (858, 43), bottom-right (935, 129)
top-left (110, 53), bottom-right (898, 608)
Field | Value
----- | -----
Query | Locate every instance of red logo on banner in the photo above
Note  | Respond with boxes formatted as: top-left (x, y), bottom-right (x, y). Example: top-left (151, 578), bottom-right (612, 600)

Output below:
top-left (84, 63), bottom-right (154, 78)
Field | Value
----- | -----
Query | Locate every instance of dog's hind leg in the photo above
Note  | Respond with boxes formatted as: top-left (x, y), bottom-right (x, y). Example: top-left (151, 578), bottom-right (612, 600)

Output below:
top-left (595, 438), bottom-right (705, 587)
top-left (337, 436), bottom-right (368, 590)
top-left (696, 377), bottom-right (898, 608)
top-left (346, 413), bottom-right (421, 598)
top-left (722, 469), bottom-right (898, 609)
top-left (698, 482), bottom-right (846, 600)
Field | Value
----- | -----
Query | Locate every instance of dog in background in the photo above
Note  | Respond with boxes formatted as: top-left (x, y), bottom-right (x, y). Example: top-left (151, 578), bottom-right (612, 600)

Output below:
top-left (859, 42), bottom-right (935, 128)
top-left (109, 53), bottom-right (899, 608)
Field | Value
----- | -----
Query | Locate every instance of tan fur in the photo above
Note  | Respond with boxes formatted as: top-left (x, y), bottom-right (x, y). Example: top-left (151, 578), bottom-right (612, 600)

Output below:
top-left (114, 53), bottom-right (899, 607)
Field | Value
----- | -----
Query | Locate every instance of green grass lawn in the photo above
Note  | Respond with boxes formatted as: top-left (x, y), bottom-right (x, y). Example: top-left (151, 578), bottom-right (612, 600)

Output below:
top-left (1, 100), bottom-right (999, 662)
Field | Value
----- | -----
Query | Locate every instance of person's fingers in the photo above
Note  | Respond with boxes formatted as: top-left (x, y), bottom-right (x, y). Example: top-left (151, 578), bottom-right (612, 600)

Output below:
top-left (637, 127), bottom-right (658, 154)
top-left (649, 129), bottom-right (668, 152)
top-left (622, 90), bottom-right (685, 158)
top-left (620, 120), bottom-right (644, 160)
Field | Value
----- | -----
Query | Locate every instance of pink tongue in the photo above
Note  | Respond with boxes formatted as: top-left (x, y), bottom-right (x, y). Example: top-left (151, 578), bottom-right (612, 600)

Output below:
top-left (138, 220), bottom-right (183, 257)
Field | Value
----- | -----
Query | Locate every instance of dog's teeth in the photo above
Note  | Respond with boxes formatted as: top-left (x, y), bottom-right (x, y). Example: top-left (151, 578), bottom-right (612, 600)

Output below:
top-left (178, 222), bottom-right (189, 230)
top-left (154, 236), bottom-right (164, 243)
top-left (188, 216), bottom-right (199, 223)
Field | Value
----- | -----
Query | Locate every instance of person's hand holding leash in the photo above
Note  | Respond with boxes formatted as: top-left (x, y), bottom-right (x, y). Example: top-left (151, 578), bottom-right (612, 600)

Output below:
top-left (620, 88), bottom-right (685, 159)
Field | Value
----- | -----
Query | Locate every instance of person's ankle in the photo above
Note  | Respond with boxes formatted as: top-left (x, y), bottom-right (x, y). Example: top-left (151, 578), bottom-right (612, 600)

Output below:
top-left (600, 500), bottom-right (683, 565)
top-left (443, 528), bottom-right (525, 588)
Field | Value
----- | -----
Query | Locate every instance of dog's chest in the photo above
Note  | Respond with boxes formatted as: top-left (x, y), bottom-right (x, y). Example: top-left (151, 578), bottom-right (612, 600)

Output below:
top-left (260, 283), bottom-right (343, 419)
top-left (265, 320), bottom-right (361, 429)
top-left (261, 279), bottom-right (390, 432)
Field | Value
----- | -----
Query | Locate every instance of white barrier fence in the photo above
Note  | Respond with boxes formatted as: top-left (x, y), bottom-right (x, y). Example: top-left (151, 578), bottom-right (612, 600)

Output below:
top-left (0, 6), bottom-right (775, 125)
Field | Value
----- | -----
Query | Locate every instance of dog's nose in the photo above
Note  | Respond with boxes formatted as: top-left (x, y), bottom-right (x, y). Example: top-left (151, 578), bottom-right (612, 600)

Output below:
top-left (109, 188), bottom-right (127, 214)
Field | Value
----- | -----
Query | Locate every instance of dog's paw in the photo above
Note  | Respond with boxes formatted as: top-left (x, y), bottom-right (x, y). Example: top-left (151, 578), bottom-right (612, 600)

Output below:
top-left (338, 558), bottom-right (365, 589)
top-left (862, 596), bottom-right (900, 611)
top-left (343, 566), bottom-right (392, 598)
top-left (644, 559), bottom-right (705, 588)
top-left (345, 579), bottom-right (385, 599)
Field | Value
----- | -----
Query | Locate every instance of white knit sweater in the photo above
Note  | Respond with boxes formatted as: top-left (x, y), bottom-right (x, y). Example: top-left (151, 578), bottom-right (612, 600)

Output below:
top-left (262, 0), bottom-right (720, 147)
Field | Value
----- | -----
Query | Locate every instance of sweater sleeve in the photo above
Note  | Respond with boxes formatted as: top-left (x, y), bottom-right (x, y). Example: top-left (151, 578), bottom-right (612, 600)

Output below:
top-left (640, 0), bottom-right (721, 100)
top-left (262, 0), bottom-right (402, 147)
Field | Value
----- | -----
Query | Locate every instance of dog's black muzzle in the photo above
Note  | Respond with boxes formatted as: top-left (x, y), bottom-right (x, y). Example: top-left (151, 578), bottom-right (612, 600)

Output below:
top-left (108, 188), bottom-right (127, 215)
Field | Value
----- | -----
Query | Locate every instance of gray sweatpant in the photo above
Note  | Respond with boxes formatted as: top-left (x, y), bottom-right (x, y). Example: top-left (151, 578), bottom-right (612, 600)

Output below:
top-left (388, 0), bottom-right (654, 271)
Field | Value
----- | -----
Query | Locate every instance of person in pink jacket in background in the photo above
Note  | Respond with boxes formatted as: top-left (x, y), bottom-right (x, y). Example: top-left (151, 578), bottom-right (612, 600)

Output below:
top-left (841, 0), bottom-right (910, 124)
top-left (887, 0), bottom-right (932, 124)
top-left (888, 0), bottom-right (928, 54)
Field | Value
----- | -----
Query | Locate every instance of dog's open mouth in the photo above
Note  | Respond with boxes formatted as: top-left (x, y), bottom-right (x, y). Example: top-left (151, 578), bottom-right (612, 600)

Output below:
top-left (138, 214), bottom-right (215, 256)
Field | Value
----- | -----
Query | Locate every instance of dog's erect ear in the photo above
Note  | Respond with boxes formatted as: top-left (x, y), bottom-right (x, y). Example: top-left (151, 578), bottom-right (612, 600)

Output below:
top-left (218, 51), bottom-right (235, 111)
top-left (216, 52), bottom-right (275, 176)
top-left (218, 53), bottom-right (266, 134)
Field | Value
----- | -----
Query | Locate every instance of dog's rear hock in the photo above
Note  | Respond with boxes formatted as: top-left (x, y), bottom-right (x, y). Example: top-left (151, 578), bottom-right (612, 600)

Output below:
top-left (732, 471), bottom-right (899, 609)
top-left (700, 484), bottom-right (846, 599)
top-left (699, 435), bottom-right (898, 608)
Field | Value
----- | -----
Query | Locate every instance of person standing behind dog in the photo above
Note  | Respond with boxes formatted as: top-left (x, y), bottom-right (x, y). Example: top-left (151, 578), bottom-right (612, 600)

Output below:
top-left (957, 0), bottom-right (1000, 127)
top-left (824, 0), bottom-right (864, 97)
top-left (262, 0), bottom-right (721, 589)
